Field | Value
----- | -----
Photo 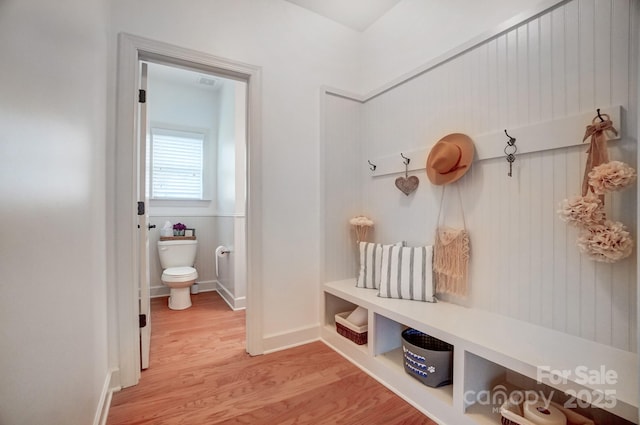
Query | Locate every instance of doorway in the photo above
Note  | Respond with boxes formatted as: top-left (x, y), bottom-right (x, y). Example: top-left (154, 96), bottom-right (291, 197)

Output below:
top-left (142, 60), bottom-right (248, 365)
top-left (144, 61), bottom-right (248, 304)
top-left (114, 33), bottom-right (264, 389)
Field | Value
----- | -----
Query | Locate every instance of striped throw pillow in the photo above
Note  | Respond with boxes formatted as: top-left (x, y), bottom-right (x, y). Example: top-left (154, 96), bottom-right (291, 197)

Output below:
top-left (356, 242), bottom-right (402, 289)
top-left (378, 245), bottom-right (435, 302)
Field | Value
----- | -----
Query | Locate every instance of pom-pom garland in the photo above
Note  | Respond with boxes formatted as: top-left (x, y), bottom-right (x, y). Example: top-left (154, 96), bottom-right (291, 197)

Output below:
top-left (559, 156), bottom-right (635, 263)
top-left (588, 160), bottom-right (637, 195)
top-left (576, 220), bottom-right (634, 263)
top-left (557, 195), bottom-right (605, 228)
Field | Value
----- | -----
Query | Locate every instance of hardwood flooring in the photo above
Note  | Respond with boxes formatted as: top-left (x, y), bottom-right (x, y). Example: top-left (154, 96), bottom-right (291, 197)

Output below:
top-left (107, 291), bottom-right (436, 425)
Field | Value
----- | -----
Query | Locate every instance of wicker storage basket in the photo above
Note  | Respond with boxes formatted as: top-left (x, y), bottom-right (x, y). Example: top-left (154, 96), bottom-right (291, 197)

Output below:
top-left (401, 328), bottom-right (453, 387)
top-left (335, 311), bottom-right (368, 345)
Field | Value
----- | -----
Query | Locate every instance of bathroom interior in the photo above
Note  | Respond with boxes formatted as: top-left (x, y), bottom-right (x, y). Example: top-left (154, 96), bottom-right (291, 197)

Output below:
top-left (145, 61), bottom-right (248, 314)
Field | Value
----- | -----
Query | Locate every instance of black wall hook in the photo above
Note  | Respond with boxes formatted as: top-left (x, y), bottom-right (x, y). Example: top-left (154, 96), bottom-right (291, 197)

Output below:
top-left (597, 108), bottom-right (604, 122)
top-left (504, 129), bottom-right (516, 145)
top-left (504, 129), bottom-right (517, 177)
top-left (400, 153), bottom-right (410, 165)
top-left (368, 160), bottom-right (377, 171)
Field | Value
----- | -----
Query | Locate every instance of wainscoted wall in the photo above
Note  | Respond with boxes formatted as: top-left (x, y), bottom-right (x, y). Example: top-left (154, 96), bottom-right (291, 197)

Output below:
top-left (324, 0), bottom-right (637, 352)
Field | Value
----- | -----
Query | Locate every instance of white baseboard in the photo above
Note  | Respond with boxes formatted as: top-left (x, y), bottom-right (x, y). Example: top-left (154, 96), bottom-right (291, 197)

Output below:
top-left (150, 280), bottom-right (217, 298)
top-left (94, 367), bottom-right (119, 425)
top-left (262, 324), bottom-right (320, 354)
top-left (216, 280), bottom-right (246, 311)
top-left (151, 280), bottom-right (245, 312)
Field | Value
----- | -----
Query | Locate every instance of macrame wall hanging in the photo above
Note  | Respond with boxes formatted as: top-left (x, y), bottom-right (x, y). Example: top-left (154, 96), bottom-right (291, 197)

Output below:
top-left (433, 185), bottom-right (470, 296)
top-left (558, 111), bottom-right (636, 263)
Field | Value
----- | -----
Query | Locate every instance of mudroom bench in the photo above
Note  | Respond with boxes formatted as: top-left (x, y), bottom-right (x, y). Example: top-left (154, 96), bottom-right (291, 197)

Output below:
top-left (321, 279), bottom-right (638, 424)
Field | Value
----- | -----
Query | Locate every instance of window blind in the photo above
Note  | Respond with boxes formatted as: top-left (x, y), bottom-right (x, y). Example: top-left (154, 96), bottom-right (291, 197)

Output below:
top-left (150, 128), bottom-right (204, 200)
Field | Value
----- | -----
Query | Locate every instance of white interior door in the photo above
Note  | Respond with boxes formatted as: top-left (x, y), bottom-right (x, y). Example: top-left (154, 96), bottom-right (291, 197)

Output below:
top-left (138, 62), bottom-right (151, 370)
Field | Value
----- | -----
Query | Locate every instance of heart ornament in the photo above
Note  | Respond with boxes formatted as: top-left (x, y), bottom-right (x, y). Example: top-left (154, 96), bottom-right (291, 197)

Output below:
top-left (395, 175), bottom-right (419, 196)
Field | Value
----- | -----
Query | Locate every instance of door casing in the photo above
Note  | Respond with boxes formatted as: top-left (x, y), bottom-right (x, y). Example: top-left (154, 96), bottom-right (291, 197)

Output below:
top-left (114, 33), bottom-right (263, 388)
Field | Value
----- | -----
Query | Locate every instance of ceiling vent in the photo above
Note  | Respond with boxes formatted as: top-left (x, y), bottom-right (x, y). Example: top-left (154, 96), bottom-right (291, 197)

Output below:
top-left (198, 76), bottom-right (218, 88)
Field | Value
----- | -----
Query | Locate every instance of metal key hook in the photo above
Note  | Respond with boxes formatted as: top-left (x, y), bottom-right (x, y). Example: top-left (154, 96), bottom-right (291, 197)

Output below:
top-left (504, 129), bottom-right (516, 145)
top-left (504, 129), bottom-right (517, 177)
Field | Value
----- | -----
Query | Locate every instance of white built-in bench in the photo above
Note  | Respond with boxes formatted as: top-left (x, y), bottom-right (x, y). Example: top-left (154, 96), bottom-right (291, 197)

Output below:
top-left (322, 279), bottom-right (638, 424)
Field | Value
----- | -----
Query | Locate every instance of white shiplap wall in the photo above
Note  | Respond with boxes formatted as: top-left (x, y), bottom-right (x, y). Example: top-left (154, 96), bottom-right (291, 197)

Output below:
top-left (323, 93), bottom-right (363, 283)
top-left (324, 0), bottom-right (637, 352)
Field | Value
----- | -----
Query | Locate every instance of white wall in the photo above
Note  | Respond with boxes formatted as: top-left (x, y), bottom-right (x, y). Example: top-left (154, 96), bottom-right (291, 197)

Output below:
top-left (147, 62), bottom-right (220, 216)
top-left (325, 0), bottom-right (637, 352)
top-left (0, 0), bottom-right (110, 424)
top-left (360, 0), bottom-right (553, 94)
top-left (216, 79), bottom-right (238, 215)
top-left (214, 79), bottom-right (239, 302)
top-left (109, 0), bottom-right (362, 341)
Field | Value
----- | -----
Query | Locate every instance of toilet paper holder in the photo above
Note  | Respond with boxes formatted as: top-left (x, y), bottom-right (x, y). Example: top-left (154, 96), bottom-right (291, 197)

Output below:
top-left (215, 245), bottom-right (231, 277)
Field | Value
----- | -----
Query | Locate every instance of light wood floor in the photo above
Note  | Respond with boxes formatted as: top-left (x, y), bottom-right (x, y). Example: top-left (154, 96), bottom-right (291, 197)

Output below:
top-left (107, 291), bottom-right (436, 425)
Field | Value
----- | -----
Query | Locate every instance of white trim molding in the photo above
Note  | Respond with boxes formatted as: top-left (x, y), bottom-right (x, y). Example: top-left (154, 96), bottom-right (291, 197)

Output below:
top-left (323, 0), bottom-right (568, 104)
top-left (93, 368), bottom-right (118, 425)
top-left (114, 33), bottom-right (263, 389)
top-left (216, 280), bottom-right (247, 311)
top-left (362, 0), bottom-right (568, 101)
top-left (150, 280), bottom-right (218, 298)
top-left (262, 324), bottom-right (321, 354)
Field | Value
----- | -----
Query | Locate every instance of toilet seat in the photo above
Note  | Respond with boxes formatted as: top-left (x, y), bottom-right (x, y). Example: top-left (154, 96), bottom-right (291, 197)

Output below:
top-left (161, 266), bottom-right (198, 283)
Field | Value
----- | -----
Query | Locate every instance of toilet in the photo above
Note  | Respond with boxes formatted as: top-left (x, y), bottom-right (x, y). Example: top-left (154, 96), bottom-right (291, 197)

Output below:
top-left (157, 239), bottom-right (198, 310)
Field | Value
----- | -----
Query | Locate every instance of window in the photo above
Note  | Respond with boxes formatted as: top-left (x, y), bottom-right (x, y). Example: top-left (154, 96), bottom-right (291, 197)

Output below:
top-left (150, 127), bottom-right (205, 200)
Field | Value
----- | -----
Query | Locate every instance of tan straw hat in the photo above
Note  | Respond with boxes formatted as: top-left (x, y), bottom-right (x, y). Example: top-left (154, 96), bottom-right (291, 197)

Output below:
top-left (426, 133), bottom-right (475, 185)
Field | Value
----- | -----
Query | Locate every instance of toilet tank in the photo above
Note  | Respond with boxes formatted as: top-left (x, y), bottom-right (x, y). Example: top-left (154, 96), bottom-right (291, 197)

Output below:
top-left (157, 239), bottom-right (198, 268)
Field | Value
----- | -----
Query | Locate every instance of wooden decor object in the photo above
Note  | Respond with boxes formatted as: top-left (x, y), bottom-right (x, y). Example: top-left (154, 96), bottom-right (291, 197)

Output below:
top-left (159, 236), bottom-right (196, 241)
top-left (395, 175), bottom-right (419, 195)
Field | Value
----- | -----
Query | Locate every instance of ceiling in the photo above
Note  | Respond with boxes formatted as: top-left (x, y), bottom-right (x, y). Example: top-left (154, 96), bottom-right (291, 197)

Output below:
top-left (146, 62), bottom-right (225, 91)
top-left (285, 0), bottom-right (402, 32)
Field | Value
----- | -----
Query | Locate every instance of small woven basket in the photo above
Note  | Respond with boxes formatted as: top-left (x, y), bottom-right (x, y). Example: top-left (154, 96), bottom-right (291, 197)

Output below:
top-left (401, 328), bottom-right (453, 387)
top-left (335, 311), bottom-right (368, 345)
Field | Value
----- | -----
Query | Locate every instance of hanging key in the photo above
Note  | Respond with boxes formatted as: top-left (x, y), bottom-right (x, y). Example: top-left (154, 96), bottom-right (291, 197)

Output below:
top-left (504, 130), bottom-right (517, 177)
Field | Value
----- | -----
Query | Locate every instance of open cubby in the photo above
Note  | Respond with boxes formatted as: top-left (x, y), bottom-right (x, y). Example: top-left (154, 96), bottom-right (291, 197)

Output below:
top-left (372, 313), bottom-right (455, 406)
top-left (321, 279), bottom-right (638, 425)
top-left (324, 291), bottom-right (368, 352)
top-left (464, 352), bottom-right (636, 425)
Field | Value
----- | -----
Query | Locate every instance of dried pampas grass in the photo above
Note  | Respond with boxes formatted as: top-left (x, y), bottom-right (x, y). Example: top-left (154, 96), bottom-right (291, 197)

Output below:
top-left (349, 215), bottom-right (374, 242)
top-left (577, 220), bottom-right (634, 263)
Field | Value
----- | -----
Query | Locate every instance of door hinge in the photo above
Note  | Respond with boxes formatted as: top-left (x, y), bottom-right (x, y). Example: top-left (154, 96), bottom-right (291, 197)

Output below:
top-left (137, 201), bottom-right (145, 216)
top-left (139, 314), bottom-right (147, 328)
top-left (138, 89), bottom-right (146, 103)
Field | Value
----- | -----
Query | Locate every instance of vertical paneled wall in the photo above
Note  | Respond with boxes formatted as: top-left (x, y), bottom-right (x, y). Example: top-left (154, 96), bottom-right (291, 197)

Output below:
top-left (323, 93), bottom-right (364, 282)
top-left (324, 0), bottom-right (637, 352)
